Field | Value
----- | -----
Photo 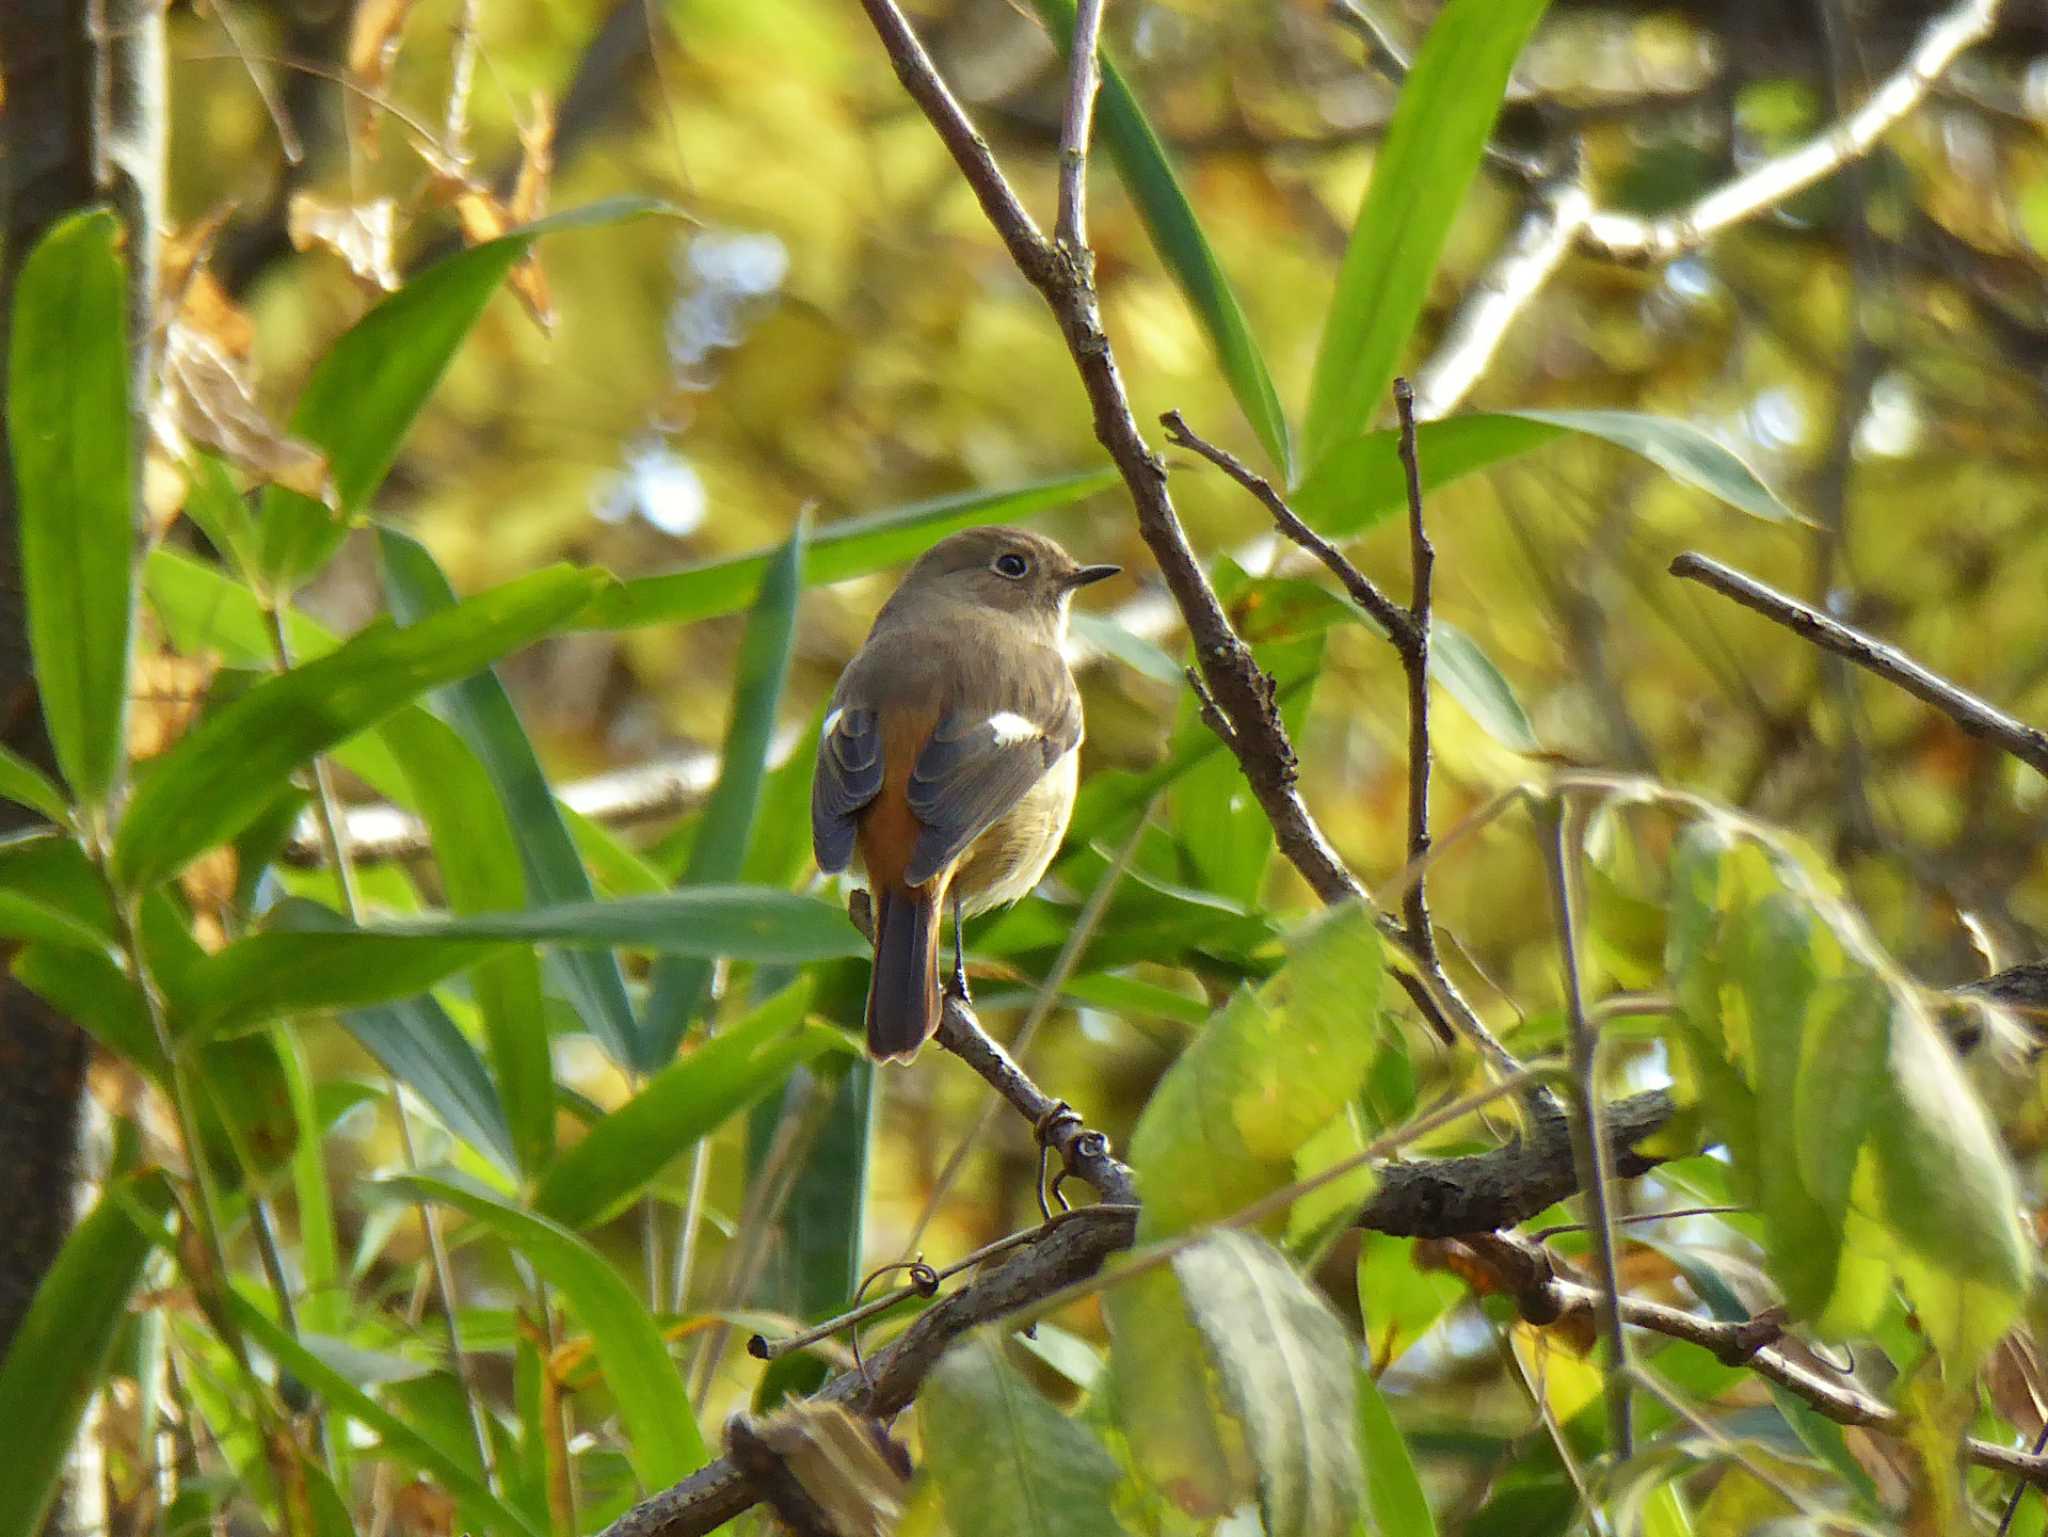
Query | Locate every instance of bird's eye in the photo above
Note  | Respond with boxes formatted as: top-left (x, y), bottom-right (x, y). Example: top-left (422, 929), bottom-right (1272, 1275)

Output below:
top-left (994, 552), bottom-right (1031, 579)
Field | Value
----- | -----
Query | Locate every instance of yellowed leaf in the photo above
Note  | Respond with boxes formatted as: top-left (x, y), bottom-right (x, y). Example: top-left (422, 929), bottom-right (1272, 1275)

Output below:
top-left (287, 191), bottom-right (401, 291)
top-left (130, 646), bottom-right (217, 762)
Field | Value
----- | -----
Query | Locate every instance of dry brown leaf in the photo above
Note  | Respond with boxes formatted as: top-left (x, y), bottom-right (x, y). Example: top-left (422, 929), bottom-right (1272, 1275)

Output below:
top-left (346, 0), bottom-right (419, 156)
top-left (419, 94), bottom-right (558, 332)
top-left (1988, 1329), bottom-right (2048, 1439)
top-left (180, 848), bottom-right (238, 955)
top-left (157, 321), bottom-right (331, 502)
top-left (130, 647), bottom-right (218, 762)
top-left (287, 191), bottom-right (401, 291)
top-left (748, 1401), bottom-right (911, 1537)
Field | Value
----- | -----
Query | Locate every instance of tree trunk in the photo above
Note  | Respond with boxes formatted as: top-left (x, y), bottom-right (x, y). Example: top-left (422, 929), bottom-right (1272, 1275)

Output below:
top-left (0, 2), bottom-right (164, 1525)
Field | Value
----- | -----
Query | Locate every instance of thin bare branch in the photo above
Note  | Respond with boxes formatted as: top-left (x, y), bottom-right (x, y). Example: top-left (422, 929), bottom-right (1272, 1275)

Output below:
top-left (1577, 0), bottom-right (2002, 263)
top-left (1537, 796), bottom-right (1631, 1458)
top-left (1670, 551), bottom-right (2048, 781)
top-left (1455, 1230), bottom-right (2048, 1490)
top-left (855, 0), bottom-right (1363, 911)
top-left (1408, 168), bottom-right (1590, 420)
top-left (1055, 0), bottom-right (1106, 253)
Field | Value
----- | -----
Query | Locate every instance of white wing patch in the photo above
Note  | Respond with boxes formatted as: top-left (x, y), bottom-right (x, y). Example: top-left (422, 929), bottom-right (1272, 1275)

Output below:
top-left (822, 706), bottom-right (845, 738)
top-left (986, 711), bottom-right (1039, 745)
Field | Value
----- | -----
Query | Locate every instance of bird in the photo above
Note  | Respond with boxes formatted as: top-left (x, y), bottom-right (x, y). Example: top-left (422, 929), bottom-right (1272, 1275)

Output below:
top-left (811, 525), bottom-right (1118, 1061)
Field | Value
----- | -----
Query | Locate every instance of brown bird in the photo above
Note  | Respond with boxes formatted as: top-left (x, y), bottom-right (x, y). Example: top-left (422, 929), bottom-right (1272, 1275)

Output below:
top-left (811, 526), bottom-right (1118, 1061)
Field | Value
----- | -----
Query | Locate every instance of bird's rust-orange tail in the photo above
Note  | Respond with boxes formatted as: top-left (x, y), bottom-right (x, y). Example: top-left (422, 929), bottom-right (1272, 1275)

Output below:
top-left (865, 882), bottom-right (942, 1061)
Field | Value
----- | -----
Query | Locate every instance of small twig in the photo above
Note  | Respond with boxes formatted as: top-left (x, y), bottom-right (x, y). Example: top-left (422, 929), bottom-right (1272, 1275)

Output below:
top-left (1452, 1230), bottom-right (2048, 1490)
top-left (1670, 551), bottom-right (2048, 781)
top-left (1160, 409), bottom-right (1411, 644)
top-left (1054, 0), bottom-right (1106, 254)
top-left (1394, 379), bottom-right (1437, 971)
top-left (1528, 1204), bottom-right (1742, 1243)
top-left (1537, 795), bottom-right (1631, 1459)
top-left (2000, 1421), bottom-right (2048, 1536)
top-left (749, 1210), bottom-right (1114, 1363)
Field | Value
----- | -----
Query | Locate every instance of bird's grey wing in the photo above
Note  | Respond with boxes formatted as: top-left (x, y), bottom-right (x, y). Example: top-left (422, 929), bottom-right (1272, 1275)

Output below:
top-left (811, 704), bottom-right (883, 873)
top-left (904, 686), bottom-right (1081, 887)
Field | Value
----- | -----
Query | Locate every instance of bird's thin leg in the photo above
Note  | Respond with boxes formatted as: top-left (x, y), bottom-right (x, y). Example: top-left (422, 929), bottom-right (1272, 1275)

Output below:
top-left (950, 886), bottom-right (969, 1003)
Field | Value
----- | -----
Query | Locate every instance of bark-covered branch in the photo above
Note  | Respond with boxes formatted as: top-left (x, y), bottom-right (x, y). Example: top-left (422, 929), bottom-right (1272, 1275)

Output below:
top-left (1671, 551), bottom-right (2048, 782)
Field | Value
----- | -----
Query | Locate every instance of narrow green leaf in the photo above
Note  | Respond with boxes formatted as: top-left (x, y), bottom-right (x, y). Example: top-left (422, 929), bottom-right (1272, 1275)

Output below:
top-left (0, 745), bottom-right (68, 825)
top-left (174, 889), bottom-right (862, 1041)
top-left (643, 518), bottom-right (807, 1068)
top-left (379, 702), bottom-right (553, 1175)
top-left (12, 943), bottom-right (160, 1072)
top-left (0, 1171), bottom-right (174, 1537)
top-left (378, 1172), bottom-right (709, 1487)
top-left (748, 1056), bottom-right (874, 1336)
top-left (0, 888), bottom-right (117, 952)
top-left (582, 471), bottom-right (1116, 630)
top-left (1302, 0), bottom-right (1551, 471)
top-left (8, 208), bottom-right (137, 805)
top-left (1175, 1232), bottom-right (1364, 1537)
top-left (1293, 411), bottom-right (1798, 537)
top-left (342, 992), bottom-right (519, 1177)
top-left (115, 564), bottom-right (601, 887)
top-left (223, 1294), bottom-right (544, 1537)
top-left (536, 980), bottom-right (846, 1228)
top-left (1032, 0), bottom-right (1291, 477)
top-left (142, 549), bottom-right (417, 804)
top-left (182, 452), bottom-right (263, 581)
top-left (1429, 622), bottom-right (1540, 753)
top-left (1355, 1366), bottom-right (1437, 1537)
top-left (258, 200), bottom-right (667, 590)
top-left (379, 528), bottom-right (642, 1068)
top-left (920, 1334), bottom-right (1126, 1537)
top-left (1129, 901), bottom-right (1382, 1236)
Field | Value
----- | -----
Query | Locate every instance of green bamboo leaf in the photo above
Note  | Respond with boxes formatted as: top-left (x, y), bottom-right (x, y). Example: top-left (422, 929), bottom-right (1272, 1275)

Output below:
top-left (920, 1334), bottom-right (1126, 1537)
top-left (114, 564), bottom-right (601, 888)
top-left (377, 1172), bottom-right (709, 1487)
top-left (223, 1294), bottom-right (543, 1537)
top-left (379, 528), bottom-right (642, 1068)
top-left (1293, 411), bottom-right (1798, 537)
top-left (1430, 621), bottom-right (1540, 754)
top-left (7, 208), bottom-right (138, 806)
top-left (0, 745), bottom-right (68, 825)
top-left (643, 518), bottom-right (807, 1068)
top-left (1032, 0), bottom-right (1291, 477)
top-left (0, 1171), bottom-right (174, 1537)
top-left (182, 452), bottom-right (263, 581)
top-left (258, 200), bottom-right (668, 591)
top-left (747, 1056), bottom-right (874, 1390)
top-left (582, 470), bottom-right (1116, 630)
top-left (12, 944), bottom-right (160, 1073)
top-left (1302, 0), bottom-right (1552, 471)
top-left (142, 549), bottom-right (416, 805)
top-left (379, 700), bottom-right (553, 1175)
top-left (0, 888), bottom-right (116, 953)
top-left (342, 992), bottom-right (519, 1177)
top-left (536, 980), bottom-right (847, 1228)
top-left (1129, 901), bottom-right (1381, 1235)
top-left (1175, 1232), bottom-right (1363, 1537)
top-left (172, 889), bottom-right (862, 1042)
top-left (1355, 1365), bottom-right (1437, 1537)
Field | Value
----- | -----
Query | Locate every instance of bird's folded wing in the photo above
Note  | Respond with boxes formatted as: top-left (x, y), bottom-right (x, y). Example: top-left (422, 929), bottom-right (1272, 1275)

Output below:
top-left (904, 692), bottom-right (1081, 886)
top-left (811, 705), bottom-right (883, 872)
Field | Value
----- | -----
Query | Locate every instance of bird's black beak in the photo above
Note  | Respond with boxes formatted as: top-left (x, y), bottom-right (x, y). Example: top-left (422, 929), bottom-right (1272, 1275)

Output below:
top-left (1062, 563), bottom-right (1121, 590)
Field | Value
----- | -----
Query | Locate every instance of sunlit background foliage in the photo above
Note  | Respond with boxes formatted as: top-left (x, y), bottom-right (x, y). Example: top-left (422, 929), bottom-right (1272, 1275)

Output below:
top-left (9, 0), bottom-right (2048, 1533)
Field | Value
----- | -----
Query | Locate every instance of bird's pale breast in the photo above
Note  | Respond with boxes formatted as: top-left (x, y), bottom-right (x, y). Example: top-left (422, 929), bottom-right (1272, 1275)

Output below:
top-left (952, 747), bottom-right (1078, 915)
